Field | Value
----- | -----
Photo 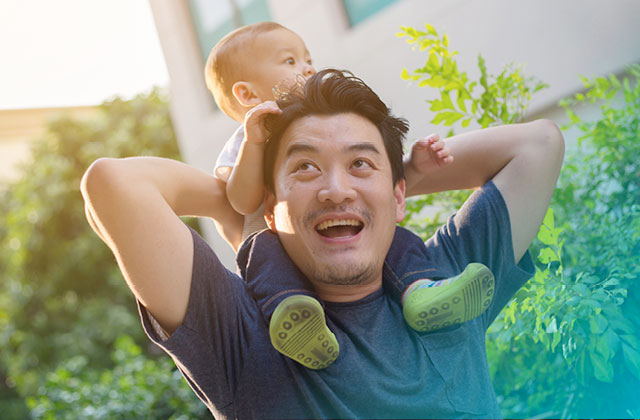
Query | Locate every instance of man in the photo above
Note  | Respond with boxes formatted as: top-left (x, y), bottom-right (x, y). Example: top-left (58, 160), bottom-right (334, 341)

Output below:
top-left (81, 69), bottom-right (564, 418)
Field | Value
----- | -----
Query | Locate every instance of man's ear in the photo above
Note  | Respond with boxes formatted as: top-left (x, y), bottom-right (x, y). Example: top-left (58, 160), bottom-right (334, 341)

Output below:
top-left (232, 81), bottom-right (263, 107)
top-left (264, 190), bottom-right (277, 232)
top-left (394, 179), bottom-right (407, 223)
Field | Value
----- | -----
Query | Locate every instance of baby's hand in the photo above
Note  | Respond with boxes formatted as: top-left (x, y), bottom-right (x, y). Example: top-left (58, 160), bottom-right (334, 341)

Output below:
top-left (244, 101), bottom-right (282, 144)
top-left (407, 134), bottom-right (453, 174)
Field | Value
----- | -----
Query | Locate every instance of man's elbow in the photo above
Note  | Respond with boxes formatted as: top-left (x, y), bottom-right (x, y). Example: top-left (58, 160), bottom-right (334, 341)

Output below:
top-left (80, 158), bottom-right (122, 204)
top-left (535, 119), bottom-right (565, 167)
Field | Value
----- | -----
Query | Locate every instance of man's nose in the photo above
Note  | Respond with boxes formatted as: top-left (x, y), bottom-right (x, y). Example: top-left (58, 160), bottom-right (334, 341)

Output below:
top-left (317, 171), bottom-right (356, 204)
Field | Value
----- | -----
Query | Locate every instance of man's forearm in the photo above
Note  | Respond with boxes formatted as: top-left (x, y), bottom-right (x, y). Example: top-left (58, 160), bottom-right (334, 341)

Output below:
top-left (81, 157), bottom-right (228, 235)
top-left (80, 156), bottom-right (235, 332)
top-left (407, 122), bottom-right (546, 196)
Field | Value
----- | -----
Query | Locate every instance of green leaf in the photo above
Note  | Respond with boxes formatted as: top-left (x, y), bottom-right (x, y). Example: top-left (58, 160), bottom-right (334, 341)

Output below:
top-left (621, 334), bottom-right (640, 350)
top-left (582, 299), bottom-right (601, 309)
top-left (565, 296), bottom-right (580, 306)
top-left (456, 92), bottom-right (468, 113)
top-left (590, 314), bottom-right (608, 334)
top-left (589, 349), bottom-right (614, 382)
top-left (425, 23), bottom-right (437, 36)
top-left (551, 331), bottom-right (562, 352)
top-left (432, 111), bottom-right (463, 126)
top-left (546, 317), bottom-right (558, 333)
top-left (401, 68), bottom-right (411, 81)
top-left (538, 247), bottom-right (559, 264)
top-left (441, 91), bottom-right (455, 110)
top-left (603, 327), bottom-right (621, 354)
top-left (478, 112), bottom-right (494, 128)
top-left (537, 225), bottom-right (557, 246)
top-left (427, 51), bottom-right (440, 69)
top-left (429, 99), bottom-right (445, 112)
top-left (602, 278), bottom-right (620, 287)
top-left (595, 332), bottom-right (613, 359)
top-left (622, 343), bottom-right (640, 381)
top-left (542, 207), bottom-right (555, 228)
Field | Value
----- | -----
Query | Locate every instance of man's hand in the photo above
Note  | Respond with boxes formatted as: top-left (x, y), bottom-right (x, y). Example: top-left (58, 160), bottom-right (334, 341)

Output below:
top-left (244, 101), bottom-right (282, 144)
top-left (404, 134), bottom-right (453, 196)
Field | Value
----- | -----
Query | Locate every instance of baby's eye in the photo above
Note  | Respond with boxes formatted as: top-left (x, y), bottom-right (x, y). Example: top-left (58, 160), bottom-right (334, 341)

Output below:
top-left (306, 58), bottom-right (313, 65)
top-left (286, 57), bottom-right (295, 65)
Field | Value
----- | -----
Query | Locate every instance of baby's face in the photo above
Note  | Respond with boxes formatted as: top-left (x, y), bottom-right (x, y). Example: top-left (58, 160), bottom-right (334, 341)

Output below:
top-left (248, 28), bottom-right (316, 101)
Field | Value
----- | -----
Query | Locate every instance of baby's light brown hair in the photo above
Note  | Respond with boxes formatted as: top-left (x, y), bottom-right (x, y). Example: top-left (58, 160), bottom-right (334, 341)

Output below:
top-left (204, 21), bottom-right (286, 121)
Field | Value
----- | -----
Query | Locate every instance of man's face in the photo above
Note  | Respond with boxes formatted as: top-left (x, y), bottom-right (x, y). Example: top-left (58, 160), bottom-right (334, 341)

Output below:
top-left (249, 28), bottom-right (316, 101)
top-left (265, 113), bottom-right (406, 292)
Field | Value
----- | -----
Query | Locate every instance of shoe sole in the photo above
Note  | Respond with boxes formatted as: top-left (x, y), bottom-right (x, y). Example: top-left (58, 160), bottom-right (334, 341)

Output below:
top-left (269, 295), bottom-right (339, 370)
top-left (403, 263), bottom-right (495, 332)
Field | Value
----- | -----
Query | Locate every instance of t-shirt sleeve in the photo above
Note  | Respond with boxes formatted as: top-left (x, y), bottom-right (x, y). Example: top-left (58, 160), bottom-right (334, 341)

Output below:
top-left (137, 226), bottom-right (260, 411)
top-left (425, 181), bottom-right (535, 329)
top-left (214, 125), bottom-right (245, 180)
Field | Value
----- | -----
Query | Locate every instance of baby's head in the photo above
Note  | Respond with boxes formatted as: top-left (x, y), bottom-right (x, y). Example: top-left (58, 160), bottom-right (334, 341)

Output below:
top-left (205, 22), bottom-right (316, 122)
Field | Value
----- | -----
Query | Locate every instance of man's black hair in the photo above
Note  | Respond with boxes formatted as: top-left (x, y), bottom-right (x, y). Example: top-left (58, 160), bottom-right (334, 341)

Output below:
top-left (264, 69), bottom-right (409, 191)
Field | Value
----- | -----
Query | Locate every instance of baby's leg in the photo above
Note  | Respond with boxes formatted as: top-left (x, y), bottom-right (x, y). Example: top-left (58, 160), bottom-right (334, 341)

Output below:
top-left (383, 226), bottom-right (494, 332)
top-left (401, 264), bottom-right (494, 332)
top-left (238, 230), bottom-right (339, 369)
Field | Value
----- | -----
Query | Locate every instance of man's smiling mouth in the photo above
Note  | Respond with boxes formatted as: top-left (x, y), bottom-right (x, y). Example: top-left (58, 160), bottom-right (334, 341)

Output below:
top-left (315, 219), bottom-right (363, 238)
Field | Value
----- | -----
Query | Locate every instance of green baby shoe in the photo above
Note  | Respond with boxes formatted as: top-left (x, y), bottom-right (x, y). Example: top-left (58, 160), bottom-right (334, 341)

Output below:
top-left (402, 262), bottom-right (494, 332)
top-left (269, 295), bottom-right (339, 370)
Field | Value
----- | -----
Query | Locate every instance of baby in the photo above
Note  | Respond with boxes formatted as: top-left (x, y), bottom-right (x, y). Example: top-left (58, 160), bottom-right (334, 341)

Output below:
top-left (203, 22), bottom-right (494, 369)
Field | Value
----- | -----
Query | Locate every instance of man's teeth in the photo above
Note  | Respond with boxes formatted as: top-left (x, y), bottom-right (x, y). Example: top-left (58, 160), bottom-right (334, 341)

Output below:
top-left (316, 219), bottom-right (362, 231)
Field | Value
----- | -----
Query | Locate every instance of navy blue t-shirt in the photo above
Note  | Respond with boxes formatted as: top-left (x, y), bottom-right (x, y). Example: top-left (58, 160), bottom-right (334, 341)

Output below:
top-left (138, 181), bottom-right (535, 419)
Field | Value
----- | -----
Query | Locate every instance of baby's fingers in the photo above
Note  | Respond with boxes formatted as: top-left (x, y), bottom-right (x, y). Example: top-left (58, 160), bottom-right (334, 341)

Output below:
top-left (246, 101), bottom-right (282, 121)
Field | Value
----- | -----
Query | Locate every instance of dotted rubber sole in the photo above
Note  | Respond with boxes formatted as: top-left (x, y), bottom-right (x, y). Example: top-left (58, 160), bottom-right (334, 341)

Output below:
top-left (269, 295), bottom-right (339, 370)
top-left (403, 263), bottom-right (495, 332)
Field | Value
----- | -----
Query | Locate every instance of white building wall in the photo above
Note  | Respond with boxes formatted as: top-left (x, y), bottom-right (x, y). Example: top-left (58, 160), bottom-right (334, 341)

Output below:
top-left (148, 0), bottom-right (640, 268)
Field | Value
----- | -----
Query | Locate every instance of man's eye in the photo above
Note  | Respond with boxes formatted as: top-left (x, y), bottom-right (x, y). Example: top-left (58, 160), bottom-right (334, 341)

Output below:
top-left (352, 159), bottom-right (372, 169)
top-left (286, 57), bottom-right (295, 65)
top-left (296, 162), bottom-right (317, 172)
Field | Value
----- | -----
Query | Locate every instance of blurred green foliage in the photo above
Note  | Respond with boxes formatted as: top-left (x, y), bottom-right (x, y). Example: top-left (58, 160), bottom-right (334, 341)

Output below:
top-left (399, 24), bottom-right (640, 418)
top-left (397, 24), bottom-right (549, 238)
top-left (27, 336), bottom-right (207, 419)
top-left (0, 89), bottom-right (206, 418)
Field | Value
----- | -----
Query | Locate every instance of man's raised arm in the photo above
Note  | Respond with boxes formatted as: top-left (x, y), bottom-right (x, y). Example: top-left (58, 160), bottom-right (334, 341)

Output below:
top-left (408, 119), bottom-right (565, 262)
top-left (80, 157), bottom-right (241, 334)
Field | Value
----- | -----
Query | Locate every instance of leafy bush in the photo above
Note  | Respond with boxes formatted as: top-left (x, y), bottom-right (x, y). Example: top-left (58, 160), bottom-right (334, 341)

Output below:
top-left (27, 336), bottom-right (208, 419)
top-left (0, 89), bottom-right (205, 418)
top-left (399, 24), bottom-right (640, 418)
top-left (397, 24), bottom-right (548, 238)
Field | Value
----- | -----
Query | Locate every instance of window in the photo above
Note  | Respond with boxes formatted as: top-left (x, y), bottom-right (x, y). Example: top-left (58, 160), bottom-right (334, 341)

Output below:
top-left (188, 0), bottom-right (271, 63)
top-left (342, 0), bottom-right (399, 26)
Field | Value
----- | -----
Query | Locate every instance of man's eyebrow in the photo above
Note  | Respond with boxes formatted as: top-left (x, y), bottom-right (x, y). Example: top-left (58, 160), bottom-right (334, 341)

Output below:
top-left (346, 143), bottom-right (380, 154)
top-left (285, 142), bottom-right (319, 157)
top-left (285, 142), bottom-right (380, 158)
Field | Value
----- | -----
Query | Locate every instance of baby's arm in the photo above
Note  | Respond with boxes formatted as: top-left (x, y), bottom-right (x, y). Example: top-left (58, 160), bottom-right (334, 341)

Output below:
top-left (404, 134), bottom-right (453, 197)
top-left (226, 101), bottom-right (282, 215)
top-left (406, 123), bottom-right (556, 196)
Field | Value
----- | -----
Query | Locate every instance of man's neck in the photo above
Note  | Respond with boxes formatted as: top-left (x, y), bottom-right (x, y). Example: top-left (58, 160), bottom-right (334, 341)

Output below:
top-left (313, 277), bottom-right (383, 303)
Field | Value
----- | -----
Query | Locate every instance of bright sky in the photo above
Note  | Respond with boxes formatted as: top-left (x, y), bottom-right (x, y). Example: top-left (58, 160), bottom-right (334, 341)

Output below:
top-left (0, 0), bottom-right (169, 110)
